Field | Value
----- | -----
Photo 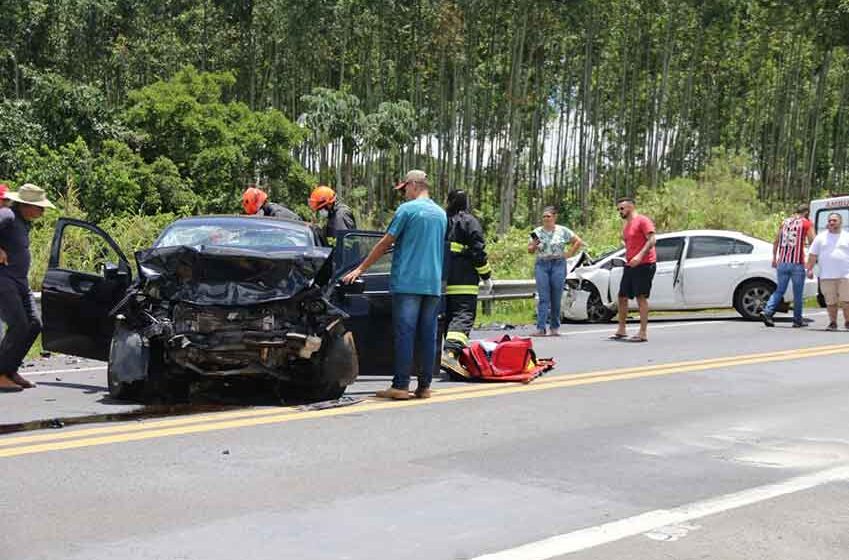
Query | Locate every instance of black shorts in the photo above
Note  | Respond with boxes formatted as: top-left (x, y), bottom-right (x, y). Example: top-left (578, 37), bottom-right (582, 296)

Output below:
top-left (619, 263), bottom-right (656, 299)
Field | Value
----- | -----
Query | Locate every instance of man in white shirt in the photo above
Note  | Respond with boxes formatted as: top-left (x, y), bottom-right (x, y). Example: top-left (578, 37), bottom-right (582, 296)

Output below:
top-left (806, 212), bottom-right (849, 330)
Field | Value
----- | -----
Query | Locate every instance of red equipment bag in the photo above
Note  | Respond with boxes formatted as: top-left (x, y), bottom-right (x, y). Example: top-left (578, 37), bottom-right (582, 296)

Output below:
top-left (458, 335), bottom-right (554, 383)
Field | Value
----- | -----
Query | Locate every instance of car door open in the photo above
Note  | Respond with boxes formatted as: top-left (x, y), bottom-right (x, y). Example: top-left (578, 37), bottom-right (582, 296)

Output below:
top-left (41, 218), bottom-right (133, 361)
top-left (330, 230), bottom-right (395, 375)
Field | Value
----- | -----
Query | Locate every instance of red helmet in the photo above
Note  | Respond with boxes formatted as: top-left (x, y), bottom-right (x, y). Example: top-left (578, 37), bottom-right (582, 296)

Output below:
top-left (242, 187), bottom-right (268, 215)
top-left (309, 185), bottom-right (337, 212)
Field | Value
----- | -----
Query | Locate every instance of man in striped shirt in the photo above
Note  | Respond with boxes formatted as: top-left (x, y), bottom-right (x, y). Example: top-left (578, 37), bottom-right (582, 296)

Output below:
top-left (761, 204), bottom-right (814, 328)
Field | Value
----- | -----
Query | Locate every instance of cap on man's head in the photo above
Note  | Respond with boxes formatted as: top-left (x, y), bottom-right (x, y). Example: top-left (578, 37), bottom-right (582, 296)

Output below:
top-left (5, 183), bottom-right (56, 208)
top-left (394, 169), bottom-right (428, 190)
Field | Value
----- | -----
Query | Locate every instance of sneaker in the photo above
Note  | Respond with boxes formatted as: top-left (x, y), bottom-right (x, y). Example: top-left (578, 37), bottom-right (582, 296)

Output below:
top-left (761, 312), bottom-right (775, 327)
top-left (549, 329), bottom-right (561, 337)
top-left (414, 386), bottom-right (432, 399)
top-left (792, 321), bottom-right (808, 328)
top-left (531, 330), bottom-right (547, 337)
top-left (826, 322), bottom-right (838, 331)
top-left (375, 387), bottom-right (411, 400)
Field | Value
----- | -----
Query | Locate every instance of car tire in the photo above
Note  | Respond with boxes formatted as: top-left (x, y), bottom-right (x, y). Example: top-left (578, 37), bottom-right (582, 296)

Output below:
top-left (733, 279), bottom-right (775, 320)
top-left (279, 328), bottom-right (358, 404)
top-left (586, 288), bottom-right (616, 323)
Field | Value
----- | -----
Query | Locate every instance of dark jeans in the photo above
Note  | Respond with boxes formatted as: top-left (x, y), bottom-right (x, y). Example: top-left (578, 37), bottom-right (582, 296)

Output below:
top-left (392, 293), bottom-right (441, 390)
top-left (0, 277), bottom-right (41, 374)
top-left (535, 258), bottom-right (567, 331)
top-left (764, 262), bottom-right (806, 323)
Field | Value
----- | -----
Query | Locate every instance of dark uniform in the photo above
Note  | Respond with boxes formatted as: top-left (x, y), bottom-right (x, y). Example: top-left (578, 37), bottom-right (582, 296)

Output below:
top-left (0, 206), bottom-right (42, 376)
top-left (260, 202), bottom-right (301, 221)
top-left (324, 202), bottom-right (357, 239)
top-left (443, 191), bottom-right (491, 356)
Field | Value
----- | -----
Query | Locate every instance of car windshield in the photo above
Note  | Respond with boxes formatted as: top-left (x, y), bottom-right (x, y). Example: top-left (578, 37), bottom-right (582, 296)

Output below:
top-left (154, 218), bottom-right (312, 250)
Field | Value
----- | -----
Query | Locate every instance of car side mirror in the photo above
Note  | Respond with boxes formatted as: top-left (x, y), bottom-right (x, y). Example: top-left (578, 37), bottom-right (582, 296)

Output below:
top-left (102, 261), bottom-right (130, 282)
top-left (609, 257), bottom-right (627, 269)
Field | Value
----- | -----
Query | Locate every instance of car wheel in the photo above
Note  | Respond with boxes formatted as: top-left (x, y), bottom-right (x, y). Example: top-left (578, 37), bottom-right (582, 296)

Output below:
top-left (586, 289), bottom-right (615, 323)
top-left (279, 328), bottom-right (358, 404)
top-left (734, 280), bottom-right (775, 320)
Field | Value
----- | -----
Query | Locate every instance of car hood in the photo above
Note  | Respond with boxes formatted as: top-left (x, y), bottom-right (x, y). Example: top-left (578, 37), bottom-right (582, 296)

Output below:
top-left (135, 245), bottom-right (333, 305)
top-left (565, 252), bottom-right (594, 279)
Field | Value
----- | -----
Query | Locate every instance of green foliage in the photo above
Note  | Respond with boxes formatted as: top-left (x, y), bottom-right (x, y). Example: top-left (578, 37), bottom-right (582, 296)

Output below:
top-left (0, 100), bottom-right (46, 178)
top-left (123, 66), bottom-right (310, 213)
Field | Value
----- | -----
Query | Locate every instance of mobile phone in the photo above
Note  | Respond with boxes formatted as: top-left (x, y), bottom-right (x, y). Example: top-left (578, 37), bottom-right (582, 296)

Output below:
top-left (530, 231), bottom-right (540, 242)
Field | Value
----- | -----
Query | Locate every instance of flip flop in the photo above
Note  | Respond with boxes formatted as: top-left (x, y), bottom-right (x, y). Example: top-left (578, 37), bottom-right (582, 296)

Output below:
top-left (627, 335), bottom-right (648, 343)
top-left (608, 333), bottom-right (627, 340)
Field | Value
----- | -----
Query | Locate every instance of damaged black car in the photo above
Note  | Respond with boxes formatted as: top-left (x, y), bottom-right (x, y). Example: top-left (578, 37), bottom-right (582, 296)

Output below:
top-left (40, 216), bottom-right (397, 403)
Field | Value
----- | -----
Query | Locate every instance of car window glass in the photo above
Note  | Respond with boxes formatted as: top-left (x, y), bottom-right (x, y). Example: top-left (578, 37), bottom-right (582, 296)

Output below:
top-left (156, 222), bottom-right (311, 249)
top-left (815, 209), bottom-right (849, 233)
top-left (732, 240), bottom-right (754, 254)
top-left (341, 234), bottom-right (392, 274)
top-left (59, 224), bottom-right (122, 276)
top-left (655, 238), bottom-right (684, 262)
top-left (686, 236), bottom-right (737, 259)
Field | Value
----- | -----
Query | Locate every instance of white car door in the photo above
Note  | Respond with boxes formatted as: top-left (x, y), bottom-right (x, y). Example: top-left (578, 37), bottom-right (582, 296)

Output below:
top-left (648, 236), bottom-right (686, 308)
top-left (681, 235), bottom-right (752, 307)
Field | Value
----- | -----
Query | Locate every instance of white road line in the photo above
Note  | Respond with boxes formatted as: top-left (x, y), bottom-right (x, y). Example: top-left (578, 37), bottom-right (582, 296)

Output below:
top-left (470, 465), bottom-right (849, 560)
top-left (23, 366), bottom-right (106, 377)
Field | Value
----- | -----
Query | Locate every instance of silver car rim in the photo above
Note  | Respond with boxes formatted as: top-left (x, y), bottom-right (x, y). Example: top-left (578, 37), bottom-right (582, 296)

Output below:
top-left (741, 285), bottom-right (771, 317)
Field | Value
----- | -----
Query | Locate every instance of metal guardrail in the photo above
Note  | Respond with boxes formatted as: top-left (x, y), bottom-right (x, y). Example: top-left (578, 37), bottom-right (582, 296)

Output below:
top-left (477, 279), bottom-right (536, 301)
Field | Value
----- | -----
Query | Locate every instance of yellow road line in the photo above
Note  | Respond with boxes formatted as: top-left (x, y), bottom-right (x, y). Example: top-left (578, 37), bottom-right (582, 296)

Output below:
top-left (1, 343), bottom-right (848, 459)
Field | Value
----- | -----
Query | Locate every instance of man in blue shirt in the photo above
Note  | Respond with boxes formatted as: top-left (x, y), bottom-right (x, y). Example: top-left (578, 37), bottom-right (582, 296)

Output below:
top-left (0, 184), bottom-right (55, 392)
top-left (343, 170), bottom-right (447, 400)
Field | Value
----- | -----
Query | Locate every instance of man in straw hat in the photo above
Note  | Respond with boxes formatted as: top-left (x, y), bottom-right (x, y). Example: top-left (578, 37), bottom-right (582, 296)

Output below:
top-left (0, 183), bottom-right (55, 392)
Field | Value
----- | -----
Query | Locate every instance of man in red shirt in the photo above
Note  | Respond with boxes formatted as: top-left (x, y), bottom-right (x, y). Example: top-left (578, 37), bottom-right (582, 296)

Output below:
top-left (761, 204), bottom-right (814, 328)
top-left (611, 197), bottom-right (657, 342)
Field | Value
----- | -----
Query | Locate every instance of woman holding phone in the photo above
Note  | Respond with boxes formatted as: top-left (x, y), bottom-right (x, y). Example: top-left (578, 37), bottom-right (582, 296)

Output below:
top-left (528, 206), bottom-right (584, 336)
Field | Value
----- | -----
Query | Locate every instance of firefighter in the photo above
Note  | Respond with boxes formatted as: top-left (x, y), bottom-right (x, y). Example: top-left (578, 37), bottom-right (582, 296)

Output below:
top-left (441, 189), bottom-right (492, 376)
top-left (308, 185), bottom-right (357, 241)
top-left (241, 186), bottom-right (300, 221)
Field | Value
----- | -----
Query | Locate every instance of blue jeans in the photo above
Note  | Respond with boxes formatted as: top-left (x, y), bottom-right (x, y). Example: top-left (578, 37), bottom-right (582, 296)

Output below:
top-left (535, 258), bottom-right (567, 331)
top-left (764, 262), bottom-right (806, 323)
top-left (392, 293), bottom-right (441, 390)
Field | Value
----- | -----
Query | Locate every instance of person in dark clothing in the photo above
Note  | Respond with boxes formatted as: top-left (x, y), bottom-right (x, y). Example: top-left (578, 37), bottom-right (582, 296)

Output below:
top-left (241, 186), bottom-right (300, 221)
top-left (441, 189), bottom-right (492, 377)
top-left (0, 183), bottom-right (55, 392)
top-left (308, 185), bottom-right (357, 241)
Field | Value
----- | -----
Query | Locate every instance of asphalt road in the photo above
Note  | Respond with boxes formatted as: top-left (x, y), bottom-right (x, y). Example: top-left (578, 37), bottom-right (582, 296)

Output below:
top-left (2, 310), bottom-right (848, 560)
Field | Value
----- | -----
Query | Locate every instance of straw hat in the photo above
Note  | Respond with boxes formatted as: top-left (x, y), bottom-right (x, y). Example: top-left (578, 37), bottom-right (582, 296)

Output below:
top-left (5, 183), bottom-right (56, 209)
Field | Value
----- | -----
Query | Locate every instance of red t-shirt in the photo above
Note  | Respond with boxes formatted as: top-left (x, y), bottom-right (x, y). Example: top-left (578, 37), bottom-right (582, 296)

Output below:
top-left (623, 214), bottom-right (657, 264)
top-left (775, 216), bottom-right (812, 264)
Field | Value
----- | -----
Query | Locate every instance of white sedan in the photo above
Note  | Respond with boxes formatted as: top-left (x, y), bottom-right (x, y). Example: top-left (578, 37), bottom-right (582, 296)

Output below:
top-left (562, 229), bottom-right (818, 322)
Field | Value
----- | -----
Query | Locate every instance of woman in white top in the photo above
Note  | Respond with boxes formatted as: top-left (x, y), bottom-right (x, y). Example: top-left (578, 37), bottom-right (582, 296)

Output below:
top-left (527, 206), bottom-right (583, 336)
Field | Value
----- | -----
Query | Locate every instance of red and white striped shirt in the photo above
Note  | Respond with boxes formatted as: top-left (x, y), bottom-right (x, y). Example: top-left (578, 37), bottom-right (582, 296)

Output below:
top-left (776, 216), bottom-right (812, 264)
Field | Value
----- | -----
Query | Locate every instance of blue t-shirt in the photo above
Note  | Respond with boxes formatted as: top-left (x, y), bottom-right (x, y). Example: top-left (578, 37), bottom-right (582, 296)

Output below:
top-left (386, 198), bottom-right (447, 295)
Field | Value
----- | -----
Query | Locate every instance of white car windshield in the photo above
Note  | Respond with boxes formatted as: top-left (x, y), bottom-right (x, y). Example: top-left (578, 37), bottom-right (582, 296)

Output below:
top-left (155, 218), bottom-right (312, 250)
